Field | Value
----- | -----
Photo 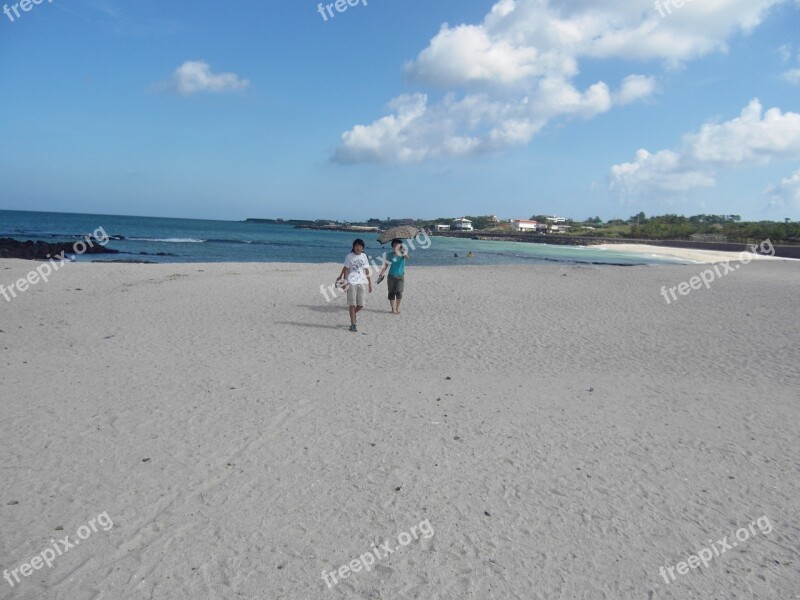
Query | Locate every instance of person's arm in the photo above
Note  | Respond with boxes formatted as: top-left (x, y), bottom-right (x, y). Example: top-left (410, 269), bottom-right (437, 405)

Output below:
top-left (380, 251), bottom-right (398, 277)
top-left (366, 266), bottom-right (372, 292)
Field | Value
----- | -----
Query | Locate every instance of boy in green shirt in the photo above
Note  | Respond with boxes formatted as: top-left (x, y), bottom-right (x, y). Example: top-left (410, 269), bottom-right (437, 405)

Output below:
top-left (378, 239), bottom-right (408, 314)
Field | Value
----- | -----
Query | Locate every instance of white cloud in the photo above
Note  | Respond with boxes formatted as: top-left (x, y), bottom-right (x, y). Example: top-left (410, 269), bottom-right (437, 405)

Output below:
top-left (609, 99), bottom-right (800, 199)
top-left (162, 61), bottom-right (250, 95)
top-left (610, 149), bottom-right (714, 197)
top-left (614, 75), bottom-right (658, 105)
top-left (333, 78), bottom-right (616, 164)
top-left (688, 99), bottom-right (800, 164)
top-left (766, 169), bottom-right (800, 210)
top-left (333, 94), bottom-right (435, 164)
top-left (335, 0), bottom-right (793, 164)
top-left (778, 44), bottom-right (800, 83)
top-left (782, 68), bottom-right (800, 84)
top-left (404, 24), bottom-right (543, 87)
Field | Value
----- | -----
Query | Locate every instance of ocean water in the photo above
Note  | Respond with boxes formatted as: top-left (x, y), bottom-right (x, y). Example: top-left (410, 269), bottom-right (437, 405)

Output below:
top-left (0, 210), bottom-right (684, 266)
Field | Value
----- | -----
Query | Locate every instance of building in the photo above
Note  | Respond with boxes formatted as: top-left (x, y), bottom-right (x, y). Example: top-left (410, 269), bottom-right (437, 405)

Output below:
top-left (545, 216), bottom-right (569, 232)
top-left (433, 224), bottom-right (451, 231)
top-left (511, 219), bottom-right (538, 232)
top-left (452, 218), bottom-right (474, 231)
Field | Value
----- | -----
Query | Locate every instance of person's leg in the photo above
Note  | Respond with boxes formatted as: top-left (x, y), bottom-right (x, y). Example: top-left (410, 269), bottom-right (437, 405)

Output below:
top-left (394, 279), bottom-right (405, 314)
top-left (387, 277), bottom-right (397, 313)
top-left (352, 284), bottom-right (365, 329)
top-left (346, 285), bottom-right (358, 329)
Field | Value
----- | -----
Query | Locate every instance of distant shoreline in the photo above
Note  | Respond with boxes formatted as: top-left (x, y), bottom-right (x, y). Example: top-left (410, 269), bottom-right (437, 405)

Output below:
top-left (431, 231), bottom-right (800, 260)
top-left (293, 224), bottom-right (381, 233)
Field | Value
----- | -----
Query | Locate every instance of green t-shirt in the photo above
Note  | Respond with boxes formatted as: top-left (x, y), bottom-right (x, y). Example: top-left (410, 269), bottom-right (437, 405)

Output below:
top-left (387, 253), bottom-right (406, 277)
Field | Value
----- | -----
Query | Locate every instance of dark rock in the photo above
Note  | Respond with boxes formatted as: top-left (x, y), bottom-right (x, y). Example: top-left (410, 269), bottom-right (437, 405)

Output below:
top-left (0, 238), bottom-right (118, 260)
top-left (102, 259), bottom-right (157, 264)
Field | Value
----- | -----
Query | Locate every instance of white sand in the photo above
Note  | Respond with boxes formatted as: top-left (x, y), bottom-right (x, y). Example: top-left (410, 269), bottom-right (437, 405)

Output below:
top-left (593, 243), bottom-right (792, 264)
top-left (1, 259), bottom-right (798, 599)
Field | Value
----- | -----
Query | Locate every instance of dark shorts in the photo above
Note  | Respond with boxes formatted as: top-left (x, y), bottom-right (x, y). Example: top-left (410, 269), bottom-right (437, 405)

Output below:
top-left (387, 275), bottom-right (404, 300)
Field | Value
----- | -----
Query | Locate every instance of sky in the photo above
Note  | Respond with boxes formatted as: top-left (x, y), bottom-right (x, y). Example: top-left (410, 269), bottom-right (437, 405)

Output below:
top-left (1, 0), bottom-right (799, 222)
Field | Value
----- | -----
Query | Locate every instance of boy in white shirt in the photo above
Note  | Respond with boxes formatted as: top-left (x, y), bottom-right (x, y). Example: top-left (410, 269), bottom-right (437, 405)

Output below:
top-left (337, 239), bottom-right (372, 332)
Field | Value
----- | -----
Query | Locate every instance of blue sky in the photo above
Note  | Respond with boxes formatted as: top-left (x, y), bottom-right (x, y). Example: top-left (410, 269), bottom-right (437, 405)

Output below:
top-left (1, 0), bottom-right (799, 221)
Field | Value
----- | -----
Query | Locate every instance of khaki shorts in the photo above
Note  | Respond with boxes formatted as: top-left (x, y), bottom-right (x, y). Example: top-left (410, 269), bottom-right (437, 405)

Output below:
top-left (347, 283), bottom-right (366, 306)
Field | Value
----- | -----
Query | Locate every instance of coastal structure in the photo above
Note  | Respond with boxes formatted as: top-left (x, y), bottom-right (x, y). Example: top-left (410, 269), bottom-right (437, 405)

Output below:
top-left (452, 218), bottom-right (473, 231)
top-left (433, 224), bottom-right (451, 231)
top-left (546, 216), bottom-right (569, 232)
top-left (511, 219), bottom-right (538, 232)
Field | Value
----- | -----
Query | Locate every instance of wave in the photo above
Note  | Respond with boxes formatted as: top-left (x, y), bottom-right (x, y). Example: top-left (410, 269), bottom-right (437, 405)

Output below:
top-left (127, 237), bottom-right (206, 243)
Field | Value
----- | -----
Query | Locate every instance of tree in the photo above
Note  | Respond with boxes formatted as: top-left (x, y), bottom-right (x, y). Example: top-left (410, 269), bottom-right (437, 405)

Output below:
top-left (629, 212), bottom-right (646, 225)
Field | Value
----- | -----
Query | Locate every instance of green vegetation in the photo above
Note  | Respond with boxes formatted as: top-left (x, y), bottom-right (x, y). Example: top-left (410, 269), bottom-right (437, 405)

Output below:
top-left (313, 213), bottom-right (799, 244)
top-left (567, 214), bottom-right (799, 244)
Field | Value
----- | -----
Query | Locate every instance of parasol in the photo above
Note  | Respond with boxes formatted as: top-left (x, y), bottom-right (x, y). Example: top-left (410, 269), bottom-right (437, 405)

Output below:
top-left (377, 225), bottom-right (420, 245)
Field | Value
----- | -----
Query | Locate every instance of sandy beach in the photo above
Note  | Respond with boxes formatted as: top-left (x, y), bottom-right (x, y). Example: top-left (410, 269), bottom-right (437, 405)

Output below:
top-left (1, 257), bottom-right (798, 600)
top-left (593, 243), bottom-right (792, 264)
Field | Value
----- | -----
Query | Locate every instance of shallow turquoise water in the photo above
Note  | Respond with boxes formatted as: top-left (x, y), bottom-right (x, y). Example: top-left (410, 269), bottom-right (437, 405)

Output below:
top-left (0, 210), bottom-right (684, 266)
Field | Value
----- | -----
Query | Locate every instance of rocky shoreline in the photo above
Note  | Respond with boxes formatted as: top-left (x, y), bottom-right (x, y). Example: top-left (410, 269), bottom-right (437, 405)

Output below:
top-left (0, 238), bottom-right (119, 261)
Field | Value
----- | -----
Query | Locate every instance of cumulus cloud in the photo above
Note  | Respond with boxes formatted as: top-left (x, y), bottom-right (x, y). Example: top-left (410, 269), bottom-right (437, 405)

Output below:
top-left (404, 24), bottom-right (543, 87)
top-left (609, 99), bottom-right (800, 200)
top-left (688, 100), bottom-right (800, 164)
top-left (335, 0), bottom-right (793, 164)
top-left (766, 169), bottom-right (800, 210)
top-left (614, 75), bottom-right (658, 105)
top-left (333, 78), bottom-right (616, 164)
top-left (160, 61), bottom-right (250, 95)
top-left (610, 149), bottom-right (714, 197)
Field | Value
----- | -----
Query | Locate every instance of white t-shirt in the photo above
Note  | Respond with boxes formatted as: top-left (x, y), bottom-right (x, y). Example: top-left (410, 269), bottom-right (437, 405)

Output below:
top-left (344, 252), bottom-right (370, 285)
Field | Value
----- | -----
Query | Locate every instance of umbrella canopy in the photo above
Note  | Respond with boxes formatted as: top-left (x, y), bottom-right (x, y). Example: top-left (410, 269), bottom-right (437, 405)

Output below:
top-left (377, 225), bottom-right (420, 245)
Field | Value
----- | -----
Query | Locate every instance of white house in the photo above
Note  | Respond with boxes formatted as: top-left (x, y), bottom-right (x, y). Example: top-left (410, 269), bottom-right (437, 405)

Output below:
top-left (452, 218), bottom-right (473, 231)
top-left (433, 224), bottom-right (451, 231)
top-left (511, 219), bottom-right (538, 232)
top-left (545, 216), bottom-right (569, 232)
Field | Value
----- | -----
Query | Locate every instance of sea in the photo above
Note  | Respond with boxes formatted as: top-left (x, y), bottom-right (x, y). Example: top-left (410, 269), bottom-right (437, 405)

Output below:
top-left (0, 210), bottom-right (685, 266)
